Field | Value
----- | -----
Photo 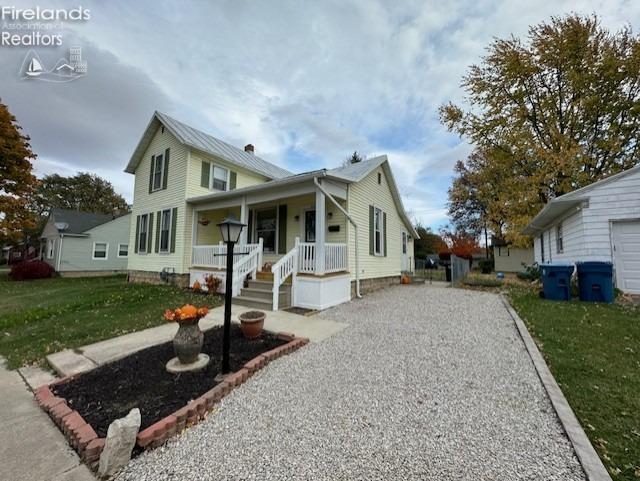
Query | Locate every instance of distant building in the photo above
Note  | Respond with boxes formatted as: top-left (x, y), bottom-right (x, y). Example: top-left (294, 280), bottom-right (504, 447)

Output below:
top-left (492, 237), bottom-right (534, 273)
top-left (69, 46), bottom-right (87, 74)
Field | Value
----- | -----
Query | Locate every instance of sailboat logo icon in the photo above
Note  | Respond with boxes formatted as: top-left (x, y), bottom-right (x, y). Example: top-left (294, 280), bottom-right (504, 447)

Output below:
top-left (19, 48), bottom-right (87, 82)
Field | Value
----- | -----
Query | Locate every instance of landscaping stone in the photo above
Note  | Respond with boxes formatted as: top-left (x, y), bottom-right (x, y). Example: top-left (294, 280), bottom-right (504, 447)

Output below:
top-left (98, 408), bottom-right (141, 478)
top-left (165, 353), bottom-right (210, 373)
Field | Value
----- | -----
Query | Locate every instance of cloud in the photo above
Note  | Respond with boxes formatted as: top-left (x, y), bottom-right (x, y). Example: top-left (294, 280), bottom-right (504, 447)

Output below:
top-left (2, 0), bottom-right (640, 227)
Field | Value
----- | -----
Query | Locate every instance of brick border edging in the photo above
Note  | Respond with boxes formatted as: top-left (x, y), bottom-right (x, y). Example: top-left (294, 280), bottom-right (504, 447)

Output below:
top-left (34, 332), bottom-right (309, 470)
top-left (499, 294), bottom-right (612, 481)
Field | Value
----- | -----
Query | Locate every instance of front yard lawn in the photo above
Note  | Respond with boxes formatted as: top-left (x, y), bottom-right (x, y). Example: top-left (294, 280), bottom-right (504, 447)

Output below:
top-left (0, 273), bottom-right (222, 369)
top-left (508, 285), bottom-right (640, 481)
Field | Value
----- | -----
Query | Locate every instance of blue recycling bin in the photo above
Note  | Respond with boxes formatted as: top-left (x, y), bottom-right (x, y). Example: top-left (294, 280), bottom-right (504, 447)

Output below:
top-left (576, 261), bottom-right (614, 303)
top-left (541, 263), bottom-right (574, 301)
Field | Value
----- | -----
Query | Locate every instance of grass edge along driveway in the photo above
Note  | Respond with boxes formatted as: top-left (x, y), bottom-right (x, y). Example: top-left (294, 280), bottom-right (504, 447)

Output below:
top-left (507, 285), bottom-right (640, 481)
top-left (0, 273), bottom-right (222, 369)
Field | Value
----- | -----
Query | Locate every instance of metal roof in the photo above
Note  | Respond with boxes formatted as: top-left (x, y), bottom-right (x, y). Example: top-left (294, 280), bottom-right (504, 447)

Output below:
top-left (125, 112), bottom-right (293, 180)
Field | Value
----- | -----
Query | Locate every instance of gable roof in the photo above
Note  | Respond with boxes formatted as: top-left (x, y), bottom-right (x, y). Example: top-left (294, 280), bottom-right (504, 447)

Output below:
top-left (125, 111), bottom-right (293, 180)
top-left (47, 209), bottom-right (117, 235)
top-left (522, 163), bottom-right (640, 235)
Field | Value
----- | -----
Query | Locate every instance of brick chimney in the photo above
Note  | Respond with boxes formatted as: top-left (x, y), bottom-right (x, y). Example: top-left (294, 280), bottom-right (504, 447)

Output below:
top-left (244, 144), bottom-right (254, 154)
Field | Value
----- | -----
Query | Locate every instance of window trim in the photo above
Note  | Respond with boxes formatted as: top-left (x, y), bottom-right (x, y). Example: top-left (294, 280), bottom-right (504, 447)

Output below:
top-left (556, 223), bottom-right (564, 254)
top-left (540, 233), bottom-right (545, 262)
top-left (92, 242), bottom-right (109, 260)
top-left (138, 213), bottom-right (149, 254)
top-left (373, 205), bottom-right (384, 256)
top-left (117, 243), bottom-right (129, 258)
top-left (47, 238), bottom-right (55, 259)
top-left (151, 153), bottom-right (164, 192)
top-left (159, 208), bottom-right (172, 253)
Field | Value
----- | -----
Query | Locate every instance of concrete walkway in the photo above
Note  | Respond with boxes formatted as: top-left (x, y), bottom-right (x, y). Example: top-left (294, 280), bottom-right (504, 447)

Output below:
top-left (47, 303), bottom-right (347, 377)
top-left (0, 360), bottom-right (94, 481)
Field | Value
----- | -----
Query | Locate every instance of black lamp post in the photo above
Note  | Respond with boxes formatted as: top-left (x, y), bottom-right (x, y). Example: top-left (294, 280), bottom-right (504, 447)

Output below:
top-left (217, 216), bottom-right (245, 376)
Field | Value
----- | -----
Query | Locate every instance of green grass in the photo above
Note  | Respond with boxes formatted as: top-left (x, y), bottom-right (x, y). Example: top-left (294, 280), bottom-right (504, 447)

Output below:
top-left (0, 273), bottom-right (222, 369)
top-left (507, 285), bottom-right (640, 480)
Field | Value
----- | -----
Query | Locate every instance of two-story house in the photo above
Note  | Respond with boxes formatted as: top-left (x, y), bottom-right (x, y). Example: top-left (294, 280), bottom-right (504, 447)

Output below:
top-left (125, 111), bottom-right (417, 310)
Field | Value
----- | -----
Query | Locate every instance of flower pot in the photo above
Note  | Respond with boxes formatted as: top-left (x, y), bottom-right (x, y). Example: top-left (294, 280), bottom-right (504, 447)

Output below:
top-left (238, 311), bottom-right (265, 339)
top-left (173, 321), bottom-right (204, 364)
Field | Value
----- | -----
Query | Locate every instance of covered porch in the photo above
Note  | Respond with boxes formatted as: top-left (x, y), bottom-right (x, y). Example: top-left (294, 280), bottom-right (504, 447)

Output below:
top-left (187, 177), bottom-right (353, 310)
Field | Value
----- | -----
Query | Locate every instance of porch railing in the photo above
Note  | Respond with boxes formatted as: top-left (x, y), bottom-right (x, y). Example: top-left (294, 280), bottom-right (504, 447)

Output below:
top-left (297, 242), bottom-right (316, 274)
top-left (232, 238), bottom-right (263, 296)
top-left (271, 240), bottom-right (298, 310)
top-left (191, 242), bottom-right (262, 269)
top-left (324, 243), bottom-right (347, 273)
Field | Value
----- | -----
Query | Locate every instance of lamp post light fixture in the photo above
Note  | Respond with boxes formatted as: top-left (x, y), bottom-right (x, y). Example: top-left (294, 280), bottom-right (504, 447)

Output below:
top-left (217, 216), bottom-right (246, 376)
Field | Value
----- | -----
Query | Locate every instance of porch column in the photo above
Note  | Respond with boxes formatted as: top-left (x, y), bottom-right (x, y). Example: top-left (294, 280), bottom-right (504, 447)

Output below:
top-left (315, 185), bottom-right (325, 275)
top-left (239, 196), bottom-right (248, 245)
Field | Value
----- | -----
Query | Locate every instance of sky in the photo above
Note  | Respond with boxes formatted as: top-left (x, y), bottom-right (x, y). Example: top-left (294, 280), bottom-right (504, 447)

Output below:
top-left (2, 0), bottom-right (640, 231)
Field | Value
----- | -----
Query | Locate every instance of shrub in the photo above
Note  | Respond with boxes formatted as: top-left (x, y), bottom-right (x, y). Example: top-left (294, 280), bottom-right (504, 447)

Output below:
top-left (9, 260), bottom-right (55, 281)
top-left (479, 259), bottom-right (494, 274)
top-left (517, 263), bottom-right (542, 281)
top-left (203, 274), bottom-right (222, 294)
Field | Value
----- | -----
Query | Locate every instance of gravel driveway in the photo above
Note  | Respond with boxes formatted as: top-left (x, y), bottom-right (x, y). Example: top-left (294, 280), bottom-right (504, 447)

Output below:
top-left (117, 285), bottom-right (585, 480)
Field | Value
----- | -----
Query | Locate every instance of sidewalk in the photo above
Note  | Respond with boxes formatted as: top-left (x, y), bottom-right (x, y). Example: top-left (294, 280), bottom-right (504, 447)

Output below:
top-left (0, 360), bottom-right (94, 481)
top-left (47, 303), bottom-right (347, 377)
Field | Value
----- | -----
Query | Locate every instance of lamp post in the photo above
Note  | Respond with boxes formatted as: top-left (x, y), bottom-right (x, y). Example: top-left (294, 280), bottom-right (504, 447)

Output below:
top-left (217, 216), bottom-right (246, 376)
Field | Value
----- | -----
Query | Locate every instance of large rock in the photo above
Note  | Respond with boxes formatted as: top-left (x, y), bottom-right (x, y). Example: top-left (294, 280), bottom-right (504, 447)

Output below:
top-left (98, 408), bottom-right (141, 478)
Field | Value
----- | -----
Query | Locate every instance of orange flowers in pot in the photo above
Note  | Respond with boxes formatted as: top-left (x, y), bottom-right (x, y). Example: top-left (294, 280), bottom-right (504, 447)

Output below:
top-left (164, 304), bottom-right (209, 325)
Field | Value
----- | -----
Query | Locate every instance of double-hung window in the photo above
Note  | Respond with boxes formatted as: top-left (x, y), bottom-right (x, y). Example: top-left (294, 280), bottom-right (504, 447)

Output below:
top-left (118, 244), bottom-right (128, 258)
top-left (212, 165), bottom-right (228, 191)
top-left (138, 214), bottom-right (149, 253)
top-left (556, 223), bottom-right (564, 254)
top-left (160, 209), bottom-right (172, 253)
top-left (92, 242), bottom-right (108, 260)
top-left (374, 207), bottom-right (384, 255)
top-left (152, 154), bottom-right (164, 191)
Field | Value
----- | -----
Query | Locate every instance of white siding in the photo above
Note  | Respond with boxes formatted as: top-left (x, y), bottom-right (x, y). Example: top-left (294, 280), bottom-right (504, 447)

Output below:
top-left (533, 208), bottom-right (585, 263)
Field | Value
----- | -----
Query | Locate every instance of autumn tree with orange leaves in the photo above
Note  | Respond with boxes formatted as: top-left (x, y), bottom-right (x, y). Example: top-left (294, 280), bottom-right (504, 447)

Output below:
top-left (0, 100), bottom-right (37, 245)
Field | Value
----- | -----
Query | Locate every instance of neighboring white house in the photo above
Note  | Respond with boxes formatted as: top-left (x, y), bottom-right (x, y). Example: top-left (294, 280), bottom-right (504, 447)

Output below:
top-left (124, 111), bottom-right (418, 310)
top-left (41, 209), bottom-right (131, 276)
top-left (491, 237), bottom-right (534, 273)
top-left (522, 164), bottom-right (640, 294)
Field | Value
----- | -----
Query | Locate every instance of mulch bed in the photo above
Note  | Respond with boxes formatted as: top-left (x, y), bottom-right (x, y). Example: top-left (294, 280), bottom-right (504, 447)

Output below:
top-left (53, 324), bottom-right (284, 437)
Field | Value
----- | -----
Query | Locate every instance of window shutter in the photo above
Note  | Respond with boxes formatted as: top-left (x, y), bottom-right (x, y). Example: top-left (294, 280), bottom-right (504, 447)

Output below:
top-left (383, 212), bottom-right (387, 257)
top-left (170, 207), bottom-right (178, 253)
top-left (134, 215), bottom-right (140, 253)
top-left (229, 171), bottom-right (237, 190)
top-left (200, 161), bottom-right (210, 188)
top-left (147, 212), bottom-right (154, 253)
top-left (247, 209), bottom-right (253, 243)
top-left (162, 148), bottom-right (170, 190)
top-left (148, 155), bottom-right (155, 194)
top-left (278, 205), bottom-right (287, 254)
top-left (369, 205), bottom-right (374, 255)
top-left (155, 211), bottom-right (161, 253)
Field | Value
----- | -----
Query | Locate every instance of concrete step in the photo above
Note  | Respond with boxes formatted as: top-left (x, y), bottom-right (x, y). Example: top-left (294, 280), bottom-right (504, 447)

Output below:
top-left (247, 279), bottom-right (291, 293)
top-left (233, 296), bottom-right (277, 310)
top-left (240, 287), bottom-right (289, 302)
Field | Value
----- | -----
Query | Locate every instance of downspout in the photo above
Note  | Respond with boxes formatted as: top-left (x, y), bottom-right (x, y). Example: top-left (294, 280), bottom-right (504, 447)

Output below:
top-left (313, 177), bottom-right (361, 298)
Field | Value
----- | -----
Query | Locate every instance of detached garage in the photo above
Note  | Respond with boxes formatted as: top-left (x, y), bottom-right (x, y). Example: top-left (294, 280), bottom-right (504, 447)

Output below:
top-left (522, 164), bottom-right (640, 294)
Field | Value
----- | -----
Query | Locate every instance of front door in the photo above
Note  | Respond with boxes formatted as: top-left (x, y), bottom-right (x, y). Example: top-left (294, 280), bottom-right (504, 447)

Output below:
top-left (401, 231), bottom-right (409, 272)
top-left (255, 207), bottom-right (277, 253)
top-left (304, 210), bottom-right (316, 242)
top-left (612, 220), bottom-right (640, 294)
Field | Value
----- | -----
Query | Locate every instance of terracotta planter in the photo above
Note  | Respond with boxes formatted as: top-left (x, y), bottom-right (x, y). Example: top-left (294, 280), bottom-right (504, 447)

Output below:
top-left (173, 321), bottom-right (204, 364)
top-left (238, 311), bottom-right (265, 339)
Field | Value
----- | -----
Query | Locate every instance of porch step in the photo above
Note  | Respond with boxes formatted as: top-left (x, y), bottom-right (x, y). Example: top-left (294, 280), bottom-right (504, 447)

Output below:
top-left (234, 279), bottom-right (291, 310)
top-left (255, 271), bottom-right (292, 284)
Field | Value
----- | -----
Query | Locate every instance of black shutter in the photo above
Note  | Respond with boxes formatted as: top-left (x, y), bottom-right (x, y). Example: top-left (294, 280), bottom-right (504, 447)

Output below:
top-left (278, 205), bottom-right (287, 254)
top-left (147, 212), bottom-right (154, 253)
top-left (155, 211), bottom-right (161, 253)
top-left (200, 161), bottom-right (210, 188)
top-left (170, 207), bottom-right (178, 253)
top-left (148, 155), bottom-right (155, 194)
top-left (247, 209), bottom-right (253, 244)
top-left (134, 215), bottom-right (140, 253)
top-left (229, 171), bottom-right (237, 190)
top-left (162, 148), bottom-right (170, 190)
top-left (383, 212), bottom-right (387, 257)
top-left (369, 205), bottom-right (374, 255)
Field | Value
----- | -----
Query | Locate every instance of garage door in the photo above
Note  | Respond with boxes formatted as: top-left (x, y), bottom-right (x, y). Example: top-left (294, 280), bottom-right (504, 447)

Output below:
top-left (612, 220), bottom-right (640, 294)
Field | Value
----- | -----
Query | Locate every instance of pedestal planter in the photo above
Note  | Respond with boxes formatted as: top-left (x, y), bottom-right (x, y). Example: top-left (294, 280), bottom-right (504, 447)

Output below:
top-left (173, 321), bottom-right (204, 364)
top-left (239, 311), bottom-right (266, 339)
